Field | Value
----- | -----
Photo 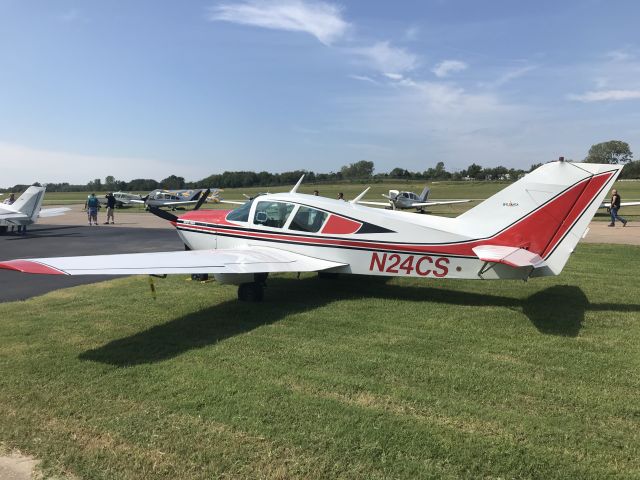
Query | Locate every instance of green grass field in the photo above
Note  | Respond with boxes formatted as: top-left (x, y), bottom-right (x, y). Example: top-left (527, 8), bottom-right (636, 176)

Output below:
top-left (1, 244), bottom-right (639, 479)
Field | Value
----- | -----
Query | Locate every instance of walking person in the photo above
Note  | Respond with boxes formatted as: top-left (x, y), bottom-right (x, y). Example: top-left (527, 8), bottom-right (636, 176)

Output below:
top-left (85, 193), bottom-right (100, 226)
top-left (104, 192), bottom-right (116, 224)
top-left (608, 189), bottom-right (628, 227)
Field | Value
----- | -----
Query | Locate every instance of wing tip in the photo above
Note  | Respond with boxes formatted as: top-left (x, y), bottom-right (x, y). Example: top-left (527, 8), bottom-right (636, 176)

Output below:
top-left (0, 260), bottom-right (66, 275)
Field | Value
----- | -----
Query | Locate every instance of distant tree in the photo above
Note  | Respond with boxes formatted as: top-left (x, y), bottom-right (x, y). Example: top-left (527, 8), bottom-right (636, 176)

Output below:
top-left (389, 167), bottom-right (409, 178)
top-left (340, 160), bottom-right (374, 179)
top-left (529, 163), bottom-right (543, 172)
top-left (585, 140), bottom-right (633, 164)
top-left (464, 163), bottom-right (483, 180)
top-left (160, 175), bottom-right (186, 190)
top-left (105, 175), bottom-right (115, 187)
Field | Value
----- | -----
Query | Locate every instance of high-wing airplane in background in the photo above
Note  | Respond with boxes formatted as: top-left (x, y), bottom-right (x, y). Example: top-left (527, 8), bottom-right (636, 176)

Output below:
top-left (358, 186), bottom-right (470, 211)
top-left (0, 161), bottom-right (623, 301)
top-left (0, 186), bottom-right (70, 234)
top-left (132, 189), bottom-right (208, 210)
top-left (98, 191), bottom-right (143, 208)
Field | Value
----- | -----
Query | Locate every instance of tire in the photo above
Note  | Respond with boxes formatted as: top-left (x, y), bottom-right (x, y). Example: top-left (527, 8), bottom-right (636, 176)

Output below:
top-left (318, 271), bottom-right (339, 280)
top-left (191, 274), bottom-right (209, 281)
top-left (0, 226), bottom-right (7, 235)
top-left (238, 282), bottom-right (264, 302)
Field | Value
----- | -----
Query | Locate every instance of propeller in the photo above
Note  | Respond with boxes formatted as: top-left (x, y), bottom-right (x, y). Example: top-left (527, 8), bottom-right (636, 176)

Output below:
top-left (148, 206), bottom-right (178, 223)
top-left (193, 189), bottom-right (211, 211)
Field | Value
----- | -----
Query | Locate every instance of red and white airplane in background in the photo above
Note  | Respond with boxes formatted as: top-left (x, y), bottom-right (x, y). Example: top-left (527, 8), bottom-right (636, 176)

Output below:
top-left (0, 160), bottom-right (623, 301)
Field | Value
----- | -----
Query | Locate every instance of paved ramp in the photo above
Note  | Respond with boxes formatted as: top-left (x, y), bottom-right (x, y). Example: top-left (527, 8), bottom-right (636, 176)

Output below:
top-left (0, 224), bottom-right (183, 302)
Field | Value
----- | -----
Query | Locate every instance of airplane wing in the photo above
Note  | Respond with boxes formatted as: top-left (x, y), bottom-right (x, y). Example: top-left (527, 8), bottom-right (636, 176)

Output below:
top-left (601, 201), bottom-right (640, 208)
top-left (0, 246), bottom-right (347, 275)
top-left (472, 245), bottom-right (546, 268)
top-left (411, 200), bottom-right (471, 207)
top-left (161, 200), bottom-right (201, 206)
top-left (39, 207), bottom-right (71, 218)
top-left (219, 200), bottom-right (247, 205)
top-left (356, 200), bottom-right (390, 207)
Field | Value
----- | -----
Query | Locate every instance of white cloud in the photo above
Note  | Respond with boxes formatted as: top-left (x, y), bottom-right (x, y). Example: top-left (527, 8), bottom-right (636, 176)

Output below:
top-left (568, 89), bottom-right (640, 102)
top-left (348, 41), bottom-right (418, 74)
top-left (605, 50), bottom-right (634, 62)
top-left (348, 74), bottom-right (378, 84)
top-left (384, 72), bottom-right (403, 80)
top-left (207, 0), bottom-right (349, 45)
top-left (403, 26), bottom-right (420, 41)
top-left (488, 65), bottom-right (536, 88)
top-left (432, 60), bottom-right (468, 78)
top-left (0, 141), bottom-right (203, 187)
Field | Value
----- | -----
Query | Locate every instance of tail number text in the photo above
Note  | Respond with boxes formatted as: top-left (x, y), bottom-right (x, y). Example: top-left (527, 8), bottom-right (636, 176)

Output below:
top-left (369, 253), bottom-right (449, 277)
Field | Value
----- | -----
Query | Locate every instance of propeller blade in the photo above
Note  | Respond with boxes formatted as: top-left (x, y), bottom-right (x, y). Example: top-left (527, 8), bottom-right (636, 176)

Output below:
top-left (148, 206), bottom-right (178, 223)
top-left (193, 189), bottom-right (210, 211)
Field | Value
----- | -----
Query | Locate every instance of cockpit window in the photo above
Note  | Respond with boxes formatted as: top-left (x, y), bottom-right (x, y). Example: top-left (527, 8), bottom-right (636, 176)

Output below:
top-left (253, 201), bottom-right (295, 228)
top-left (226, 200), bottom-right (253, 222)
top-left (288, 206), bottom-right (327, 233)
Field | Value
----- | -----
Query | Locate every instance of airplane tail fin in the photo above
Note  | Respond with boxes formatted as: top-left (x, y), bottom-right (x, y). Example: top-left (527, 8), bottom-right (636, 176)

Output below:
top-left (457, 161), bottom-right (622, 275)
top-left (11, 186), bottom-right (46, 222)
top-left (419, 186), bottom-right (430, 202)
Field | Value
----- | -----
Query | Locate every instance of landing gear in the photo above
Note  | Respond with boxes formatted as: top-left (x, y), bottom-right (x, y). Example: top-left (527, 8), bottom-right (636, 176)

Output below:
top-left (238, 282), bottom-right (264, 302)
top-left (191, 274), bottom-right (209, 281)
top-left (318, 271), bottom-right (339, 280)
top-left (237, 273), bottom-right (268, 302)
top-left (0, 226), bottom-right (7, 235)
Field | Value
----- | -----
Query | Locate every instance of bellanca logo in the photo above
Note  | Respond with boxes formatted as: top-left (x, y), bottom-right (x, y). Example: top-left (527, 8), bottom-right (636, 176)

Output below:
top-left (502, 201), bottom-right (519, 207)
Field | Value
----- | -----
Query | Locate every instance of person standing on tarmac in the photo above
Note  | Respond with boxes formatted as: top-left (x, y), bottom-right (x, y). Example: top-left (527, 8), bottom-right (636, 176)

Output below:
top-left (85, 193), bottom-right (100, 226)
top-left (104, 192), bottom-right (116, 224)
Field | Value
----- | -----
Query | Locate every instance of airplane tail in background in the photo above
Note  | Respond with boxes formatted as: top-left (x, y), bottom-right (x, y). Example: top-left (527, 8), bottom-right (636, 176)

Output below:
top-left (456, 161), bottom-right (622, 275)
top-left (419, 186), bottom-right (430, 202)
top-left (10, 186), bottom-right (46, 222)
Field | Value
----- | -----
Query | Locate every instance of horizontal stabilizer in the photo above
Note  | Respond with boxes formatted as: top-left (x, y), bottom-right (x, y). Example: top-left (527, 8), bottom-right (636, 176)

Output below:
top-left (472, 245), bottom-right (546, 268)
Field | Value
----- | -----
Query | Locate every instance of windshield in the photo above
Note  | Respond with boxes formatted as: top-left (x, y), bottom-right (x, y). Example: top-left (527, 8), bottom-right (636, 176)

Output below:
top-left (226, 200), bottom-right (253, 222)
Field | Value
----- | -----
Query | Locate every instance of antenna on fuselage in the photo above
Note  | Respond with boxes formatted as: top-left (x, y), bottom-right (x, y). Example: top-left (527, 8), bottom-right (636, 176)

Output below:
top-left (350, 187), bottom-right (370, 204)
top-left (290, 175), bottom-right (305, 194)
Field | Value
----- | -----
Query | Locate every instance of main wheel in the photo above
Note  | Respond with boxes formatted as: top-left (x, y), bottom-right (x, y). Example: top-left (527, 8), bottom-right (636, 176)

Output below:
top-left (238, 282), bottom-right (264, 302)
top-left (318, 271), bottom-right (339, 280)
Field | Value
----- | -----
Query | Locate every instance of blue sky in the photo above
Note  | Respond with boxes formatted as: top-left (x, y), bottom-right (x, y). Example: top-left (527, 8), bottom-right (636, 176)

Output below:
top-left (2, 0), bottom-right (640, 186)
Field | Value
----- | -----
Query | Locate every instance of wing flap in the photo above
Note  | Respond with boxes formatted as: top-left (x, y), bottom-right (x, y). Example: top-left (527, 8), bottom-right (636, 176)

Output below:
top-left (0, 247), bottom-right (347, 276)
top-left (472, 245), bottom-right (546, 268)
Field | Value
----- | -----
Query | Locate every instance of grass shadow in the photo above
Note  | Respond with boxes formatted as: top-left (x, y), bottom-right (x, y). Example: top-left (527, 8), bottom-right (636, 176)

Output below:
top-left (80, 276), bottom-right (640, 366)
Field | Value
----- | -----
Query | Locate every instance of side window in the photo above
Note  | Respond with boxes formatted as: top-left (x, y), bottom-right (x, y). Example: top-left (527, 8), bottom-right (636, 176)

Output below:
top-left (226, 200), bottom-right (253, 222)
top-left (289, 206), bottom-right (327, 233)
top-left (253, 201), bottom-right (295, 228)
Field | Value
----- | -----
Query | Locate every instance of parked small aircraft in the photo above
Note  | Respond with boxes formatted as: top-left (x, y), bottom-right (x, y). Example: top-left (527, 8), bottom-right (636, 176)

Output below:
top-left (0, 186), bottom-right (70, 234)
top-left (99, 191), bottom-right (143, 208)
top-left (358, 186), bottom-right (470, 211)
top-left (0, 161), bottom-right (623, 301)
top-left (133, 189), bottom-right (207, 210)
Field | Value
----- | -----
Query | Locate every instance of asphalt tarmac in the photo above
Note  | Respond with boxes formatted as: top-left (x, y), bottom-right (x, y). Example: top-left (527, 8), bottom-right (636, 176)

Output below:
top-left (0, 224), bottom-right (183, 302)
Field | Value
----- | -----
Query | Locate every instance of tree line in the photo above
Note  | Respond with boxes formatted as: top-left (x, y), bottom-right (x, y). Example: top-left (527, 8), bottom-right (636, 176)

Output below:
top-left (3, 140), bottom-right (638, 193)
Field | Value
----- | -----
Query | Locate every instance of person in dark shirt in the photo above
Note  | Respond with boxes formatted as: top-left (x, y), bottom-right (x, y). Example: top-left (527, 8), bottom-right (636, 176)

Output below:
top-left (608, 189), bottom-right (628, 227)
top-left (104, 192), bottom-right (116, 224)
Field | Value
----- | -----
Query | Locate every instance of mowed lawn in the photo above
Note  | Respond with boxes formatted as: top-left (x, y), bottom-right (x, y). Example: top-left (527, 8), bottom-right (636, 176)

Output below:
top-left (1, 244), bottom-right (639, 479)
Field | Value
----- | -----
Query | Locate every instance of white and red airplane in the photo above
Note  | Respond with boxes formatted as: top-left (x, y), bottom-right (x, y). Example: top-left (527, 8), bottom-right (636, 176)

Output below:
top-left (0, 160), bottom-right (622, 301)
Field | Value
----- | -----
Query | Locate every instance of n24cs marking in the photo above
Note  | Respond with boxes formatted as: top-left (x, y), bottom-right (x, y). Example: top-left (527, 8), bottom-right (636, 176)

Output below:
top-left (369, 252), bottom-right (449, 277)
